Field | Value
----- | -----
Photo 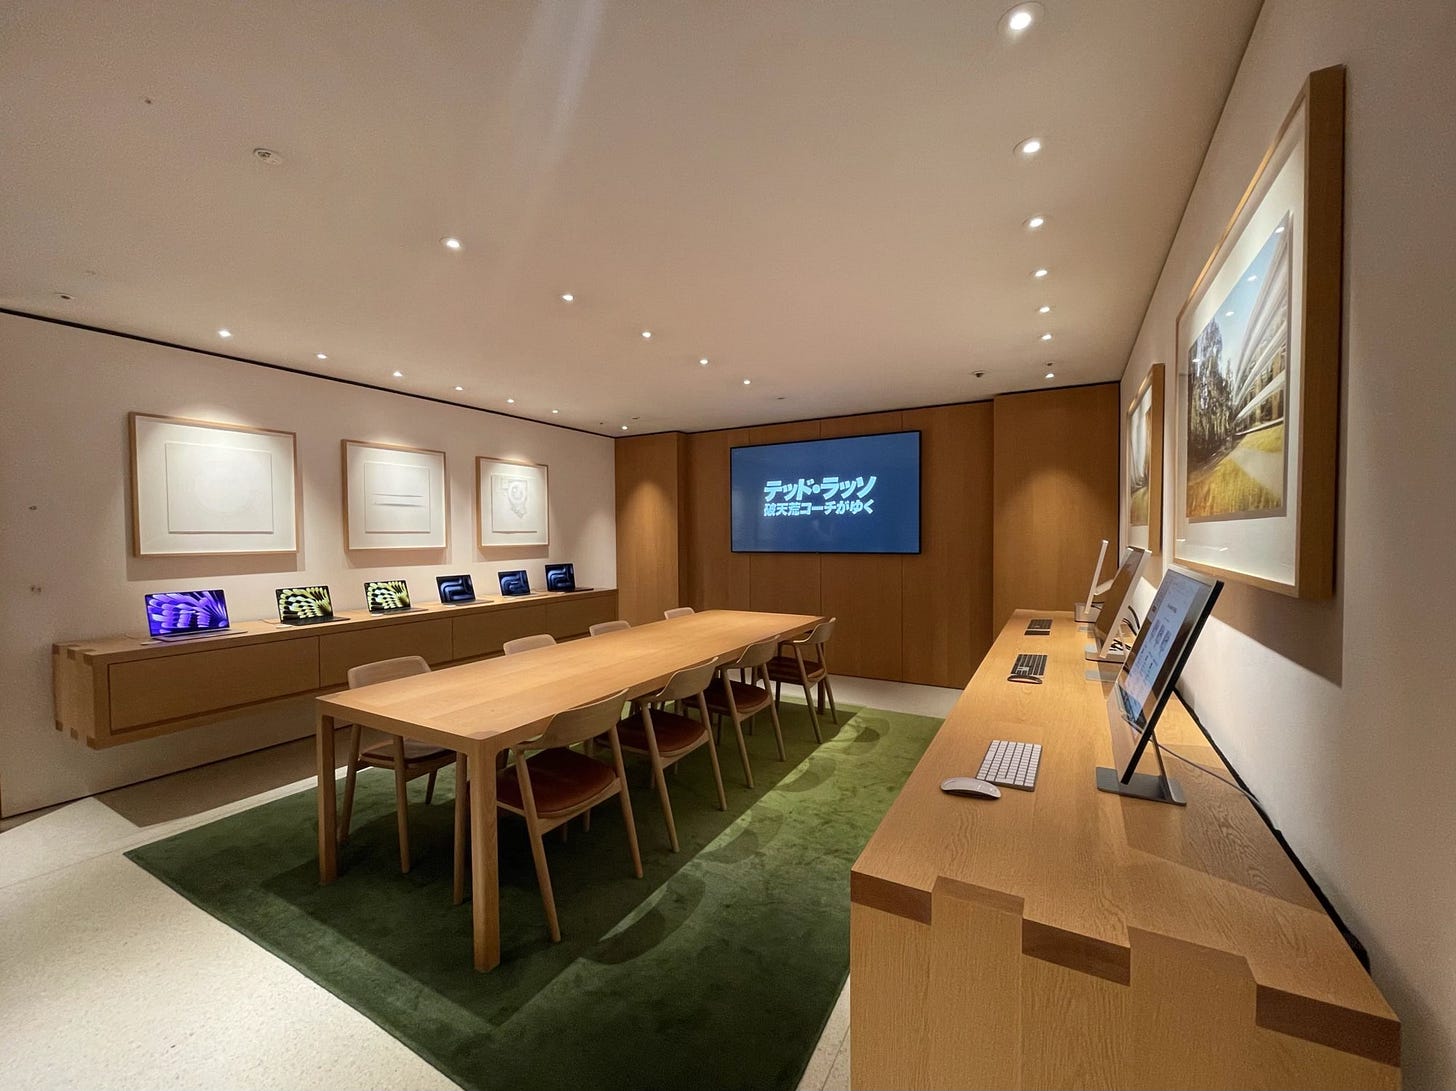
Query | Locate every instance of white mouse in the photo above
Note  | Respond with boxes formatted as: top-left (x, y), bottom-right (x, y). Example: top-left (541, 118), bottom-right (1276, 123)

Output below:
top-left (940, 776), bottom-right (1001, 799)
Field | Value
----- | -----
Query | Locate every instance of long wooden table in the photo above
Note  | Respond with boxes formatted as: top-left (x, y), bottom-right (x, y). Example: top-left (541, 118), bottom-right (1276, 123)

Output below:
top-left (849, 609), bottom-right (1400, 1089)
top-left (315, 608), bottom-right (822, 970)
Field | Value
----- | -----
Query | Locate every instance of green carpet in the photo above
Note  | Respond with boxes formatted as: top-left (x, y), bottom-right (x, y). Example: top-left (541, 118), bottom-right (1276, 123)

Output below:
top-left (127, 702), bottom-right (940, 1091)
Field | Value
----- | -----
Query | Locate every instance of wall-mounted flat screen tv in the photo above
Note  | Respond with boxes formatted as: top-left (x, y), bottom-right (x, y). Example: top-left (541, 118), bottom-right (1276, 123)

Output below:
top-left (731, 431), bottom-right (921, 554)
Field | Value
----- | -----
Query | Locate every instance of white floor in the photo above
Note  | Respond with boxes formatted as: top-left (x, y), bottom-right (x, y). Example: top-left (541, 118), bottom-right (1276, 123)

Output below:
top-left (0, 676), bottom-right (960, 1091)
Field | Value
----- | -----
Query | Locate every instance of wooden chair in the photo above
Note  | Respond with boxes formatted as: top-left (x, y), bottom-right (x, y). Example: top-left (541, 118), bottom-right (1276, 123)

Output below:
top-left (489, 689), bottom-right (641, 942)
top-left (340, 656), bottom-right (456, 874)
top-left (503, 633), bottom-right (556, 655)
top-left (663, 606), bottom-right (695, 619)
top-left (766, 617), bottom-right (839, 743)
top-left (703, 638), bottom-right (784, 788)
top-left (589, 620), bottom-right (631, 636)
top-left (616, 659), bottom-right (724, 852)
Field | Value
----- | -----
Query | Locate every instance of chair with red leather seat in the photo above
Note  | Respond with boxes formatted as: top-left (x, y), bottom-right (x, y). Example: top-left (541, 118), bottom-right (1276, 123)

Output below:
top-left (766, 617), bottom-right (838, 743)
top-left (702, 638), bottom-right (784, 789)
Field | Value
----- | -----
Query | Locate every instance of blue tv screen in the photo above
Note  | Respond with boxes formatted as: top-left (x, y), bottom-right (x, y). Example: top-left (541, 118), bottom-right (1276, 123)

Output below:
top-left (731, 431), bottom-right (921, 554)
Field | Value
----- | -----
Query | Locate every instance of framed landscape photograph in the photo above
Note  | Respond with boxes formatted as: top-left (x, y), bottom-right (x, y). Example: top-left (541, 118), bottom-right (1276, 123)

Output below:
top-left (1173, 65), bottom-right (1344, 598)
top-left (342, 440), bottom-right (448, 551)
top-left (130, 412), bottom-right (299, 556)
top-left (476, 456), bottom-right (549, 552)
top-left (1126, 364), bottom-right (1164, 554)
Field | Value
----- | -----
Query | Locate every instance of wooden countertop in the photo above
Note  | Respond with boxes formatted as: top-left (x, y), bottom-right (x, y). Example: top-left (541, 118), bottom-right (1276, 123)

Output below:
top-left (851, 609), bottom-right (1398, 1065)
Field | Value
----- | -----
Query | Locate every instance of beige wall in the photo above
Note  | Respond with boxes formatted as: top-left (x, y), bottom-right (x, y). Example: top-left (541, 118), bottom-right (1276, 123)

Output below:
top-left (1120, 1), bottom-right (1456, 1083)
top-left (0, 314), bottom-right (616, 816)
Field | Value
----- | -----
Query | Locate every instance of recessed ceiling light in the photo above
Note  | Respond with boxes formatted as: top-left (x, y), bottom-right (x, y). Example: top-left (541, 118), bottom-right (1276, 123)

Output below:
top-left (441, 237), bottom-right (462, 250)
top-left (621, 425), bottom-right (629, 431)
top-left (551, 409), bottom-right (559, 414)
top-left (742, 379), bottom-right (752, 386)
top-left (1038, 305), bottom-right (1051, 314)
top-left (1033, 268), bottom-right (1049, 278)
top-left (454, 385), bottom-right (464, 392)
top-left (1045, 370), bottom-right (1056, 380)
top-left (392, 370), bottom-right (403, 378)
top-left (315, 352), bottom-right (328, 360)
top-left (641, 330), bottom-right (652, 339)
top-left (506, 397), bottom-right (515, 404)
top-left (1025, 215), bottom-right (1046, 230)
top-left (217, 328), bottom-right (232, 338)
top-left (1040, 332), bottom-right (1053, 341)
top-left (699, 358), bottom-right (709, 366)
top-left (561, 293), bottom-right (574, 302)
top-left (1001, 2), bottom-right (1043, 34)
top-left (1015, 137), bottom-right (1043, 157)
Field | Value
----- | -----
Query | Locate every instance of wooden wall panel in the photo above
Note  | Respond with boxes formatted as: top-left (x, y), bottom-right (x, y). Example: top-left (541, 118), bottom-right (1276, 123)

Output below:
top-left (992, 384), bottom-right (1120, 629)
top-left (902, 403), bottom-right (994, 687)
top-left (682, 428), bottom-right (751, 611)
top-left (819, 412), bottom-right (904, 680)
top-left (615, 432), bottom-right (685, 625)
top-left (746, 421), bottom-right (823, 618)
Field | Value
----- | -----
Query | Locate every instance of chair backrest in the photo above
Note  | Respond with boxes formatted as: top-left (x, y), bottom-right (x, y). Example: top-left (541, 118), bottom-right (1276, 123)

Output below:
top-left (663, 606), bottom-right (695, 620)
top-left (795, 617), bottom-right (837, 647)
top-left (503, 633), bottom-right (556, 655)
top-left (533, 689), bottom-right (631, 749)
top-left (589, 619), bottom-right (631, 637)
top-left (645, 658), bottom-right (718, 702)
top-left (732, 638), bottom-right (780, 670)
top-left (347, 655), bottom-right (430, 689)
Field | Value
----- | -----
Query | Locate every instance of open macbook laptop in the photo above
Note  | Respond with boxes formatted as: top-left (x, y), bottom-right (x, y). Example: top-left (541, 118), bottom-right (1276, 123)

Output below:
top-left (145, 588), bottom-right (236, 640)
top-left (364, 579), bottom-right (419, 614)
top-left (275, 585), bottom-right (347, 625)
top-left (498, 570), bottom-right (531, 596)
top-left (436, 574), bottom-right (477, 605)
top-left (544, 562), bottom-right (593, 593)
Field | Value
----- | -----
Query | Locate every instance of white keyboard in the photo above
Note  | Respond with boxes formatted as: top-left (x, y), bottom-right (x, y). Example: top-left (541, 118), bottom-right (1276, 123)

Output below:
top-left (977, 739), bottom-right (1042, 791)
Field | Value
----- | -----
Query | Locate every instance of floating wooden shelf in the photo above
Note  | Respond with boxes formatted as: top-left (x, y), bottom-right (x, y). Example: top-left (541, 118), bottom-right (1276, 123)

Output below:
top-left (52, 590), bottom-right (619, 748)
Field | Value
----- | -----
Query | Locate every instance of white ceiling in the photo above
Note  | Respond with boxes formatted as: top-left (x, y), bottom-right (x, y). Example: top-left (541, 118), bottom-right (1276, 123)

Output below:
top-left (0, 0), bottom-right (1261, 436)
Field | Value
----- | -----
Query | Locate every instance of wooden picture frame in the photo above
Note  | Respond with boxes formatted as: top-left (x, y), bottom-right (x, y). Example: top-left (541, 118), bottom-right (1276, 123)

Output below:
top-left (130, 412), bottom-right (299, 556)
top-left (342, 439), bottom-right (449, 551)
top-left (1126, 364), bottom-right (1164, 555)
top-left (476, 456), bottom-right (549, 554)
top-left (1173, 65), bottom-right (1344, 598)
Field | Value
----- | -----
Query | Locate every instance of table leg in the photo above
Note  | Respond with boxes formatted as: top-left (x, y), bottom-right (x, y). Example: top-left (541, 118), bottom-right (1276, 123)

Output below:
top-left (469, 745), bottom-right (501, 971)
top-left (317, 712), bottom-right (338, 884)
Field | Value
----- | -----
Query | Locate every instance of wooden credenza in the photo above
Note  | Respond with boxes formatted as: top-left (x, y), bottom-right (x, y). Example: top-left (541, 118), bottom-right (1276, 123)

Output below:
top-left (850, 609), bottom-right (1400, 1089)
top-left (52, 590), bottom-right (618, 748)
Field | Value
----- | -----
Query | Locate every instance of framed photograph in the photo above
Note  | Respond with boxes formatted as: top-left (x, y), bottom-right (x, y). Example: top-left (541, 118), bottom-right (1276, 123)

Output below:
top-left (130, 412), bottom-right (298, 556)
top-left (476, 456), bottom-right (549, 551)
top-left (1126, 364), bottom-right (1164, 554)
top-left (1173, 65), bottom-right (1344, 598)
top-left (342, 440), bottom-right (448, 551)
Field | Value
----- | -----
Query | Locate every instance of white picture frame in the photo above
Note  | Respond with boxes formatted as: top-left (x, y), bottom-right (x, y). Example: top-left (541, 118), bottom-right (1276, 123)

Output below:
top-left (131, 412), bottom-right (298, 556)
top-left (343, 440), bottom-right (448, 551)
top-left (476, 456), bottom-right (549, 551)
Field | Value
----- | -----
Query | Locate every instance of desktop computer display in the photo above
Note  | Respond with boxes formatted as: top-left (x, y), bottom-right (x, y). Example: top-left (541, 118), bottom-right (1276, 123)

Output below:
top-left (1075, 538), bottom-right (1111, 623)
top-left (1097, 565), bottom-right (1223, 805)
top-left (1086, 546), bottom-right (1149, 663)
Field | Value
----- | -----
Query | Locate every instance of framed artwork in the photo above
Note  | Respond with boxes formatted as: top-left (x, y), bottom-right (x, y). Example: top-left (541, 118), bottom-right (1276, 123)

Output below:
top-left (342, 440), bottom-right (448, 551)
top-left (130, 412), bottom-right (298, 556)
top-left (476, 456), bottom-right (549, 551)
top-left (1126, 364), bottom-right (1164, 554)
top-left (1173, 65), bottom-right (1344, 598)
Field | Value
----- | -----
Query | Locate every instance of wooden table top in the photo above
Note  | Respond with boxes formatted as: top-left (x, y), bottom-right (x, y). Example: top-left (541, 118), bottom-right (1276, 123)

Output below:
top-left (316, 609), bottom-right (822, 749)
top-left (851, 609), bottom-right (1397, 1054)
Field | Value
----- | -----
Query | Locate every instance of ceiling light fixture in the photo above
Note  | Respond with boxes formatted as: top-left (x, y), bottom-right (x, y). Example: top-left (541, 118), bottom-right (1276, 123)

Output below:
top-left (1001, 2), bottom-right (1043, 35)
top-left (1039, 305), bottom-right (1051, 314)
top-left (621, 425), bottom-right (629, 431)
top-left (641, 330), bottom-right (652, 339)
top-left (742, 379), bottom-right (752, 386)
top-left (217, 328), bottom-right (232, 338)
top-left (1015, 137), bottom-right (1043, 157)
top-left (441, 237), bottom-right (463, 250)
top-left (392, 370), bottom-right (403, 378)
top-left (1033, 268), bottom-right (1049, 278)
top-left (315, 352), bottom-right (328, 360)
top-left (1041, 332), bottom-right (1053, 341)
top-left (1025, 215), bottom-right (1046, 229)
top-left (454, 385), bottom-right (464, 392)
top-left (551, 409), bottom-right (560, 414)
top-left (699, 357), bottom-right (709, 366)
top-left (561, 293), bottom-right (574, 302)
top-left (506, 397), bottom-right (515, 404)
top-left (1045, 370), bottom-right (1056, 380)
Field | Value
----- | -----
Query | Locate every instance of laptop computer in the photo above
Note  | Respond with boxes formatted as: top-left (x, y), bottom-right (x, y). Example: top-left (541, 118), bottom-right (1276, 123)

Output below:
top-left (435, 573), bottom-right (477, 605)
top-left (145, 588), bottom-right (236, 640)
top-left (275, 585), bottom-right (347, 625)
top-left (364, 579), bottom-right (419, 614)
top-left (544, 562), bottom-right (594, 593)
top-left (498, 570), bottom-right (531, 597)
